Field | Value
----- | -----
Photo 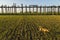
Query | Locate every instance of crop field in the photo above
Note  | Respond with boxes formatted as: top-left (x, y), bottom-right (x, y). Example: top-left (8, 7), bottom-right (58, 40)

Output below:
top-left (0, 15), bottom-right (60, 40)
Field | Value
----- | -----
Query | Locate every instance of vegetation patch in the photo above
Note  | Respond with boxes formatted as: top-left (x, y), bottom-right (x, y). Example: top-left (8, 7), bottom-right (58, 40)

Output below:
top-left (0, 15), bottom-right (60, 40)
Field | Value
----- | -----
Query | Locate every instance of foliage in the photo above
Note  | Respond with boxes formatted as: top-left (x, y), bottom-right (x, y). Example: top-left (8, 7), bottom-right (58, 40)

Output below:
top-left (0, 15), bottom-right (60, 40)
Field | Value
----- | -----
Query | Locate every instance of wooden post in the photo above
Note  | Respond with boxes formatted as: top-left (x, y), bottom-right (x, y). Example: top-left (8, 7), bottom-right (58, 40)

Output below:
top-left (12, 7), bottom-right (13, 13)
top-left (13, 3), bottom-right (16, 13)
top-left (47, 7), bottom-right (48, 14)
top-left (53, 7), bottom-right (55, 15)
top-left (5, 5), bottom-right (7, 13)
top-left (25, 5), bottom-right (27, 13)
top-left (43, 7), bottom-right (44, 14)
top-left (29, 6), bottom-right (31, 13)
top-left (1, 5), bottom-right (3, 13)
top-left (50, 7), bottom-right (51, 13)
top-left (5, 8), bottom-right (7, 13)
top-left (10, 8), bottom-right (11, 13)
top-left (51, 6), bottom-right (52, 15)
top-left (40, 6), bottom-right (41, 14)
top-left (8, 6), bottom-right (9, 13)
top-left (21, 4), bottom-right (23, 14)
top-left (36, 6), bottom-right (38, 13)
top-left (43, 6), bottom-right (46, 15)
top-left (13, 3), bottom-right (14, 13)
top-left (47, 7), bottom-right (50, 15)
top-left (52, 7), bottom-right (54, 15)
top-left (33, 6), bottom-right (34, 13)
top-left (58, 6), bottom-right (59, 15)
top-left (54, 7), bottom-right (56, 15)
top-left (43, 7), bottom-right (44, 15)
top-left (15, 7), bottom-right (17, 13)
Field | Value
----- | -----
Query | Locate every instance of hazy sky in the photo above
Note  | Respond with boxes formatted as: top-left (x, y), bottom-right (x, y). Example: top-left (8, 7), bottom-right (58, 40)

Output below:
top-left (0, 0), bottom-right (60, 6)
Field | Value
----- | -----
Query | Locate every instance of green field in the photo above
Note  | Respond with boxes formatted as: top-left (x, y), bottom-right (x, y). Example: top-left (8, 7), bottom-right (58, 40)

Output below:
top-left (0, 15), bottom-right (60, 40)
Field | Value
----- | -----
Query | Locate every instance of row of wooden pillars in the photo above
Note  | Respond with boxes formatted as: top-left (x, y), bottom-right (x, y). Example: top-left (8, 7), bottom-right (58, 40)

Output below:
top-left (0, 3), bottom-right (60, 14)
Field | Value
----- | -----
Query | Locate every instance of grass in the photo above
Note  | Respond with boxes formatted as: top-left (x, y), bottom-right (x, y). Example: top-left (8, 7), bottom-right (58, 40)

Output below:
top-left (0, 12), bottom-right (60, 15)
top-left (0, 15), bottom-right (60, 40)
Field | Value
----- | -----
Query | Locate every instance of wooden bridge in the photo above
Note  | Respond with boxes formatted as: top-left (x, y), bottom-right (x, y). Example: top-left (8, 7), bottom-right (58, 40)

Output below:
top-left (0, 3), bottom-right (60, 15)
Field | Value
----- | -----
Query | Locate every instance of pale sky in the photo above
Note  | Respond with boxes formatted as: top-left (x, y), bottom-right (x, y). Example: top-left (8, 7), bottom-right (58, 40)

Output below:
top-left (0, 0), bottom-right (60, 6)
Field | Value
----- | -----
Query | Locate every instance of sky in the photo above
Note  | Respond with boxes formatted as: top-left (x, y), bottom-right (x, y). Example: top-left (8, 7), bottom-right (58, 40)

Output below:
top-left (0, 0), bottom-right (60, 6)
